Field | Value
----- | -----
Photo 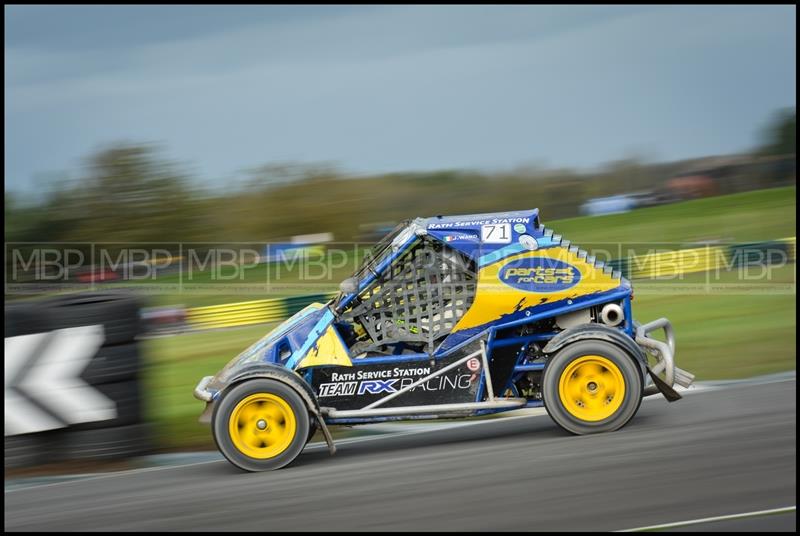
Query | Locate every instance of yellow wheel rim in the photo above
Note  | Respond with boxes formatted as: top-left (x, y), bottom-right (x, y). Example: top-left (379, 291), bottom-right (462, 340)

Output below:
top-left (558, 355), bottom-right (625, 422)
top-left (228, 393), bottom-right (297, 459)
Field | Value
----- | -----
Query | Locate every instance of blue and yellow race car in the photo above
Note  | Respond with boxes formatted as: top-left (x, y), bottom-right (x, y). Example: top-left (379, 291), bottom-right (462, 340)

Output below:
top-left (194, 210), bottom-right (694, 471)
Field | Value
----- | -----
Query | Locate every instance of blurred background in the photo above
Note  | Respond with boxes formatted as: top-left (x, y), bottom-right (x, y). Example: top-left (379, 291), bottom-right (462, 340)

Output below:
top-left (4, 5), bottom-right (796, 467)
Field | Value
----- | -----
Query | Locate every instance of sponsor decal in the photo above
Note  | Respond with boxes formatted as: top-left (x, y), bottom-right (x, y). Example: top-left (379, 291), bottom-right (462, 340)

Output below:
top-left (514, 223), bottom-right (527, 233)
top-left (518, 234), bottom-right (538, 251)
top-left (358, 379), bottom-right (397, 395)
top-left (466, 357), bottom-right (481, 372)
top-left (481, 223), bottom-right (511, 244)
top-left (318, 381), bottom-right (357, 397)
top-left (499, 257), bottom-right (580, 292)
top-left (317, 366), bottom-right (475, 398)
top-left (429, 217), bottom-right (530, 230)
top-left (443, 233), bottom-right (480, 243)
top-left (329, 368), bottom-right (430, 382)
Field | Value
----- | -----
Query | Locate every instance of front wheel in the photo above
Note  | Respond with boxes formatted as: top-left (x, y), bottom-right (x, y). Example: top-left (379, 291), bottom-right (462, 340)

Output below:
top-left (212, 379), bottom-right (310, 472)
top-left (542, 341), bottom-right (643, 435)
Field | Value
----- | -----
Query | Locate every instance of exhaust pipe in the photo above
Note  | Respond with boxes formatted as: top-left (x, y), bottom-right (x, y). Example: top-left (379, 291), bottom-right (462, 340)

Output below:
top-left (600, 303), bottom-right (624, 327)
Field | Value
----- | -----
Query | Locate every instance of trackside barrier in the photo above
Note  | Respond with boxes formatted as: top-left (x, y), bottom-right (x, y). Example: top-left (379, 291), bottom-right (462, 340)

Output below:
top-left (4, 292), bottom-right (150, 469)
top-left (185, 293), bottom-right (336, 330)
top-left (729, 238), bottom-right (795, 267)
top-left (783, 236), bottom-right (797, 262)
top-left (628, 245), bottom-right (727, 279)
top-left (185, 298), bottom-right (291, 330)
top-left (179, 237), bottom-right (795, 332)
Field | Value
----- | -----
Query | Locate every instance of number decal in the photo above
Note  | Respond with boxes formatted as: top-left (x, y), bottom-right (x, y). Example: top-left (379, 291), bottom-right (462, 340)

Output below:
top-left (481, 224), bottom-right (511, 244)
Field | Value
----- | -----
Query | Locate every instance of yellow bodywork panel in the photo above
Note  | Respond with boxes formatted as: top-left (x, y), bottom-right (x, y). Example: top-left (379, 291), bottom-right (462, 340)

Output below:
top-left (454, 248), bottom-right (621, 331)
top-left (296, 325), bottom-right (353, 368)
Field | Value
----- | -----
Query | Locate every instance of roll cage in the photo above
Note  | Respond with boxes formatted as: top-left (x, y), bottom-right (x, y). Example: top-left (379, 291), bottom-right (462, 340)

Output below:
top-left (334, 221), bottom-right (478, 356)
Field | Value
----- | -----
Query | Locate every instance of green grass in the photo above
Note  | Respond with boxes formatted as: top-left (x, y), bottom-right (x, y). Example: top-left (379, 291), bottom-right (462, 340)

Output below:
top-left (632, 265), bottom-right (796, 380)
top-left (95, 186), bottom-right (800, 307)
top-left (553, 186), bottom-right (796, 246)
top-left (140, 187), bottom-right (796, 450)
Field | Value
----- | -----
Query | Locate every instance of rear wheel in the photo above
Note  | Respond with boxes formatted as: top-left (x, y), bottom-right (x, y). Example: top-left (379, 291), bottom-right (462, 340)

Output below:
top-left (213, 379), bottom-right (309, 472)
top-left (542, 341), bottom-right (643, 434)
top-left (306, 418), bottom-right (319, 443)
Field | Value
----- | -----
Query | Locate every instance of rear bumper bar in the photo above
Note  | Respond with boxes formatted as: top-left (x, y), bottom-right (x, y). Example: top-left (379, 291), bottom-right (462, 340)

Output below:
top-left (635, 318), bottom-right (695, 396)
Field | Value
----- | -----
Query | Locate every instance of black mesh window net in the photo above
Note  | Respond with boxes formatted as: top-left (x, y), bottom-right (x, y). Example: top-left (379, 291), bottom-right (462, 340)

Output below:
top-left (342, 238), bottom-right (477, 355)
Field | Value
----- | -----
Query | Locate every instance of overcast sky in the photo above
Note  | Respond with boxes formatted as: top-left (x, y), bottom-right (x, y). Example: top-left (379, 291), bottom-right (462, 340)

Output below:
top-left (4, 5), bottom-right (796, 194)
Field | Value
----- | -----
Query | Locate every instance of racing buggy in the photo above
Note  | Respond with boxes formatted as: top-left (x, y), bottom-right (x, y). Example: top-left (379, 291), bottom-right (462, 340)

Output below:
top-left (194, 210), bottom-right (694, 471)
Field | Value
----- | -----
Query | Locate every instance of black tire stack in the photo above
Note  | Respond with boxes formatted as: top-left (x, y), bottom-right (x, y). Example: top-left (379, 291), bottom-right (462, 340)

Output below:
top-left (4, 292), bottom-right (151, 469)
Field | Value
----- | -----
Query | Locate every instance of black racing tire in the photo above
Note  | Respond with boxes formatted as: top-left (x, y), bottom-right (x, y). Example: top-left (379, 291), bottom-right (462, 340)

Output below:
top-left (542, 340), bottom-right (643, 435)
top-left (58, 424), bottom-right (151, 460)
top-left (45, 292), bottom-right (141, 345)
top-left (307, 417), bottom-right (319, 444)
top-left (82, 343), bottom-right (140, 385)
top-left (4, 433), bottom-right (46, 468)
top-left (72, 380), bottom-right (143, 430)
top-left (212, 379), bottom-right (310, 472)
top-left (5, 302), bottom-right (47, 337)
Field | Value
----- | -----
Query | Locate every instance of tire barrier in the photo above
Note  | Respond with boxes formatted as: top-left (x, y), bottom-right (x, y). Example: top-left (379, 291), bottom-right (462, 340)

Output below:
top-left (4, 292), bottom-right (150, 469)
top-left (56, 423), bottom-right (151, 461)
top-left (176, 237), bottom-right (795, 333)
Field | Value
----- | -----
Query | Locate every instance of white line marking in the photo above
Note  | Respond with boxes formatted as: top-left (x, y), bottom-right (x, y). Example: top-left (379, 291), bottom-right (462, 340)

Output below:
top-left (618, 506), bottom-right (796, 532)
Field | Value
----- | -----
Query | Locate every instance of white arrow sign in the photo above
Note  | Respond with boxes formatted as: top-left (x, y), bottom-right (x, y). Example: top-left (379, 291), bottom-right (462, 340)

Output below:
top-left (4, 325), bottom-right (117, 436)
top-left (5, 332), bottom-right (63, 436)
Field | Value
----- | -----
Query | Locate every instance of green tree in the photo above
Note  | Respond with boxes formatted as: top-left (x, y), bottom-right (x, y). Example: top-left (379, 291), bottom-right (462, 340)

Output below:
top-left (60, 144), bottom-right (204, 242)
top-left (758, 108), bottom-right (796, 156)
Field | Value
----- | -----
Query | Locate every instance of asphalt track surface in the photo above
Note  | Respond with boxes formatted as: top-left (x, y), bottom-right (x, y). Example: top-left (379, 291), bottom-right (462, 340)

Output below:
top-left (5, 378), bottom-right (796, 532)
